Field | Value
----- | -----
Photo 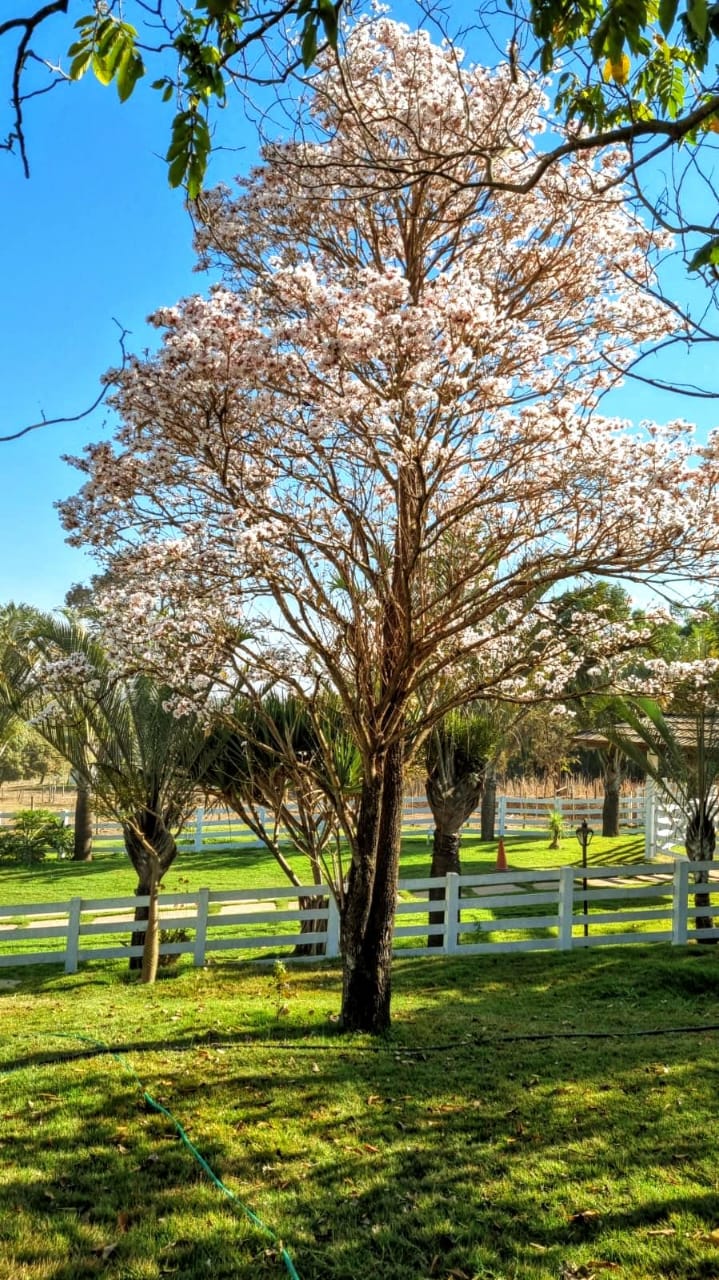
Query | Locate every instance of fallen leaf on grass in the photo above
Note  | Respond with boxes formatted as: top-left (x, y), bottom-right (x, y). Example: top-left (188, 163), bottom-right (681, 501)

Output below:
top-left (528, 1243), bottom-right (547, 1252)
top-left (569, 1210), bottom-right (602, 1225)
top-left (363, 1143), bottom-right (380, 1153)
top-left (646, 1228), bottom-right (675, 1237)
top-left (91, 1242), bottom-right (119, 1261)
top-left (116, 1211), bottom-right (130, 1233)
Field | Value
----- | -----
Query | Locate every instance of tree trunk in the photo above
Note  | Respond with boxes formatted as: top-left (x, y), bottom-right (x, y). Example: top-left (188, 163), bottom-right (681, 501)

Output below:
top-left (124, 816), bottom-right (179, 980)
top-left (72, 778), bottom-right (93, 862)
top-left (428, 828), bottom-right (461, 948)
top-left (601, 750), bottom-right (621, 838)
top-left (141, 865), bottom-right (160, 983)
top-left (340, 741), bottom-right (404, 1033)
top-left (425, 770), bottom-right (481, 948)
top-left (481, 764), bottom-right (497, 841)
top-left (295, 895), bottom-right (328, 956)
top-left (684, 802), bottom-right (716, 940)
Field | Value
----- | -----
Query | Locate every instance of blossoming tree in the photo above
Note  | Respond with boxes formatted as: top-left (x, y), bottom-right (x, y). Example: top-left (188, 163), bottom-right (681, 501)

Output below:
top-left (61, 18), bottom-right (719, 1030)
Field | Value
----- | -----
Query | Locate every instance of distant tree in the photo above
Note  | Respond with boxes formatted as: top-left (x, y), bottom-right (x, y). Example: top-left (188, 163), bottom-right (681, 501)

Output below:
top-left (1, 613), bottom-right (215, 981)
top-left (611, 697), bottom-right (719, 936)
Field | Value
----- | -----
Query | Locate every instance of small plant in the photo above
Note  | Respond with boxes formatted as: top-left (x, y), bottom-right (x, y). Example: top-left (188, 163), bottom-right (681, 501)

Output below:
top-left (0, 809), bottom-right (73, 865)
top-left (272, 959), bottom-right (292, 1017)
top-left (547, 808), bottom-right (565, 850)
top-left (158, 927), bottom-right (192, 968)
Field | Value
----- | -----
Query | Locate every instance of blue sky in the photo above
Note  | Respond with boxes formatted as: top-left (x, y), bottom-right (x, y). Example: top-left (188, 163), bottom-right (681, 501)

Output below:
top-left (0, 4), bottom-right (717, 612)
top-left (0, 68), bottom-right (254, 609)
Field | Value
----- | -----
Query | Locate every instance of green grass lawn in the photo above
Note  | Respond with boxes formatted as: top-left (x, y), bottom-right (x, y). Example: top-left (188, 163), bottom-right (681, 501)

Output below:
top-left (1, 831), bottom-right (674, 964)
top-left (2, 946), bottom-right (719, 1279)
top-left (0, 830), bottom-right (650, 908)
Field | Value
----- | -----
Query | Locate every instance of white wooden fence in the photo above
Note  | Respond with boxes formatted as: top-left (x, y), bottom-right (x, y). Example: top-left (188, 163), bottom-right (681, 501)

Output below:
top-left (645, 781), bottom-right (691, 860)
top-left (1, 859), bottom-right (715, 972)
top-left (0, 792), bottom-right (645, 852)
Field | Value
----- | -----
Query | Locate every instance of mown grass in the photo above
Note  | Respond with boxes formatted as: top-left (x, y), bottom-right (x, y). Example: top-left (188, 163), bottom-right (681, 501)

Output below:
top-left (1, 831), bottom-right (671, 964)
top-left (0, 830), bottom-right (650, 908)
top-left (2, 946), bottom-right (719, 1280)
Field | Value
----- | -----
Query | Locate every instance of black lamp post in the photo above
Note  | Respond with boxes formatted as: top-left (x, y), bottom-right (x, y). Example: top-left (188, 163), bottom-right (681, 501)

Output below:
top-left (575, 818), bottom-right (594, 938)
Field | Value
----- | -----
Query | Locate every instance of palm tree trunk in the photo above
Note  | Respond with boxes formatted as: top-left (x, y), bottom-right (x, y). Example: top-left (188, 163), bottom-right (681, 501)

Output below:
top-left (141, 865), bottom-right (161, 983)
top-left (684, 802), bottom-right (716, 940)
top-left (426, 771), bottom-right (482, 948)
top-left (296, 855), bottom-right (327, 957)
top-left (124, 816), bottom-right (179, 980)
top-left (72, 778), bottom-right (93, 861)
top-left (601, 749), bottom-right (621, 838)
top-left (428, 828), bottom-right (461, 948)
top-left (481, 764), bottom-right (497, 841)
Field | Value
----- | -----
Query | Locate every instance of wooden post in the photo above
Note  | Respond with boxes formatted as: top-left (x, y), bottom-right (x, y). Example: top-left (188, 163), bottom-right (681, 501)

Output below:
top-left (193, 807), bottom-right (205, 853)
top-left (325, 894), bottom-right (341, 959)
top-left (644, 779), bottom-right (656, 861)
top-left (65, 898), bottom-right (83, 974)
top-left (194, 888), bottom-right (210, 966)
top-left (672, 859), bottom-right (690, 946)
top-left (558, 866), bottom-right (574, 951)
top-left (497, 795), bottom-right (507, 838)
top-left (444, 873), bottom-right (460, 954)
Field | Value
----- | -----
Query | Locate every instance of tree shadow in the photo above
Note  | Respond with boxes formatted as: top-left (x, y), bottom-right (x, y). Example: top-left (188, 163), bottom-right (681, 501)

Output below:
top-left (4, 947), bottom-right (719, 1277)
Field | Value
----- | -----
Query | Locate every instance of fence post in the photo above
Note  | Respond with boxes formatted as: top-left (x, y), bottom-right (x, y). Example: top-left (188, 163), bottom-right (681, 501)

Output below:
top-left (497, 796), bottom-right (507, 838)
top-left (672, 859), bottom-right (690, 946)
top-left (444, 873), bottom-right (460, 954)
top-left (644, 781), bottom-right (656, 861)
top-left (557, 866), bottom-right (574, 951)
top-left (325, 894), bottom-right (341, 959)
top-left (194, 888), bottom-right (210, 966)
top-left (65, 897), bottom-right (83, 974)
top-left (193, 807), bottom-right (205, 853)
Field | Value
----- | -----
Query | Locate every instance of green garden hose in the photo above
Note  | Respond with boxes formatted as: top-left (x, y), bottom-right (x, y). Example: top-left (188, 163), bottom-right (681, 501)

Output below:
top-left (14, 1032), bottom-right (301, 1280)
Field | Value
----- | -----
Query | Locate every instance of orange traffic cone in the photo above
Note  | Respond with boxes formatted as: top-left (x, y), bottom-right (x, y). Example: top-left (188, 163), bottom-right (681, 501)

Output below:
top-left (495, 837), bottom-right (508, 871)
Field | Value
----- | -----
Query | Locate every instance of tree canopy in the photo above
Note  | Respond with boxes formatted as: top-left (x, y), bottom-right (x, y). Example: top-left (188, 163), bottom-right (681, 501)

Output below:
top-left (58, 17), bottom-right (719, 1029)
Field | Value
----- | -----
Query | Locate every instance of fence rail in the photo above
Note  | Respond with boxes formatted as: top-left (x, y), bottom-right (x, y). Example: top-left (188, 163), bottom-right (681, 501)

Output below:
top-left (0, 791), bottom-right (646, 852)
top-left (0, 859), bottom-right (715, 973)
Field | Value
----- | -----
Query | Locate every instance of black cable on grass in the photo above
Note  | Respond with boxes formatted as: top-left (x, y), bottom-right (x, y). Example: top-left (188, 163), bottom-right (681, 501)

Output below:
top-left (4, 1021), bottom-right (719, 1079)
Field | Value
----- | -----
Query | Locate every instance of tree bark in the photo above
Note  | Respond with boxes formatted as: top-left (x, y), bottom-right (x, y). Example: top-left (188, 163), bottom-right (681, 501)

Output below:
top-left (428, 827), bottom-right (461, 948)
top-left (601, 749), bottom-right (621, 838)
top-left (340, 741), bottom-right (404, 1033)
top-left (481, 764), bottom-right (497, 841)
top-left (684, 802), bottom-right (715, 940)
top-left (72, 778), bottom-right (93, 861)
top-left (426, 771), bottom-right (481, 947)
top-left (124, 815), bottom-right (179, 981)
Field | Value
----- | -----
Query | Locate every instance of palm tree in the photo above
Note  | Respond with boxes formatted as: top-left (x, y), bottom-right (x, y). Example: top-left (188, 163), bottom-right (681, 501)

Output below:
top-left (425, 707), bottom-right (495, 946)
top-left (1, 612), bottom-right (214, 981)
top-left (202, 692), bottom-right (362, 953)
top-left (610, 697), bottom-right (719, 938)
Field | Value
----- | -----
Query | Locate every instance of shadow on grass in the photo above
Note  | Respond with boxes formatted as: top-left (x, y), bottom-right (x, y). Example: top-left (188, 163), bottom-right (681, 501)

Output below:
top-left (4, 948), bottom-right (719, 1278)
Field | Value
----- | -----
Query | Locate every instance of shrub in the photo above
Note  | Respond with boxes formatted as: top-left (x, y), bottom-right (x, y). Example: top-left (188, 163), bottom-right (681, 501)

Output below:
top-left (157, 927), bottom-right (192, 967)
top-left (547, 808), bottom-right (565, 850)
top-left (0, 809), bottom-right (74, 865)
